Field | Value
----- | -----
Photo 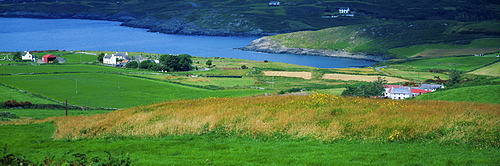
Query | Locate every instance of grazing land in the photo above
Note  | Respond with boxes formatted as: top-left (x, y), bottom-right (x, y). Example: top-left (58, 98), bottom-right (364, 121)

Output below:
top-left (1, 94), bottom-right (499, 165)
top-left (0, 85), bottom-right (58, 104)
top-left (414, 85), bottom-right (500, 104)
top-left (1, 50), bottom-right (499, 165)
top-left (390, 55), bottom-right (500, 72)
top-left (0, 73), bottom-right (266, 108)
top-left (322, 74), bottom-right (407, 83)
top-left (263, 71), bottom-right (312, 79)
top-left (470, 62), bottom-right (500, 77)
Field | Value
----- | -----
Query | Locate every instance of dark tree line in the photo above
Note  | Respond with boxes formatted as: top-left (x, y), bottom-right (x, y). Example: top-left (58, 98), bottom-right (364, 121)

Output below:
top-left (124, 54), bottom-right (193, 72)
top-left (341, 77), bottom-right (387, 97)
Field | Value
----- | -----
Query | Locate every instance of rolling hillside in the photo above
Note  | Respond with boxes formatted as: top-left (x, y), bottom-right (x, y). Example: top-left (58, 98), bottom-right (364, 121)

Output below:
top-left (1, 0), bottom-right (499, 36)
top-left (258, 20), bottom-right (500, 57)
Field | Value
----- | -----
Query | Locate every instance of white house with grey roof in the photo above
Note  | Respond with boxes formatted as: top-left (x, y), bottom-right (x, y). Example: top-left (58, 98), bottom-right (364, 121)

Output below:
top-left (21, 51), bottom-right (36, 61)
top-left (269, 1), bottom-right (280, 6)
top-left (103, 52), bottom-right (131, 65)
top-left (388, 87), bottom-right (412, 99)
top-left (339, 7), bottom-right (350, 13)
top-left (384, 83), bottom-right (444, 99)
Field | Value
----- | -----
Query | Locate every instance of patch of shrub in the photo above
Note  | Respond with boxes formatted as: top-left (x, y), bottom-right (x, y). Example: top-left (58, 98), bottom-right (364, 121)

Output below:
top-left (278, 88), bottom-right (303, 94)
top-left (0, 150), bottom-right (133, 165)
top-left (4, 100), bottom-right (32, 107)
top-left (0, 112), bottom-right (18, 119)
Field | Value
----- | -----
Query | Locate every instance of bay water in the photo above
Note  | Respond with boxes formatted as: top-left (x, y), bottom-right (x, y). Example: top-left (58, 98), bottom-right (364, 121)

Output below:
top-left (0, 18), bottom-right (375, 68)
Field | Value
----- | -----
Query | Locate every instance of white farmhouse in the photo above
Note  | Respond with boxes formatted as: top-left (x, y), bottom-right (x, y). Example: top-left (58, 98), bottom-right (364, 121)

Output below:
top-left (339, 7), bottom-right (350, 14)
top-left (103, 52), bottom-right (131, 65)
top-left (388, 87), bottom-right (412, 100)
top-left (21, 51), bottom-right (36, 61)
top-left (269, 1), bottom-right (280, 6)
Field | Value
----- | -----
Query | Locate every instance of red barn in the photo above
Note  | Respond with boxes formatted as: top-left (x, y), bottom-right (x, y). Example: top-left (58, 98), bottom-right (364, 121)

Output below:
top-left (42, 54), bottom-right (57, 63)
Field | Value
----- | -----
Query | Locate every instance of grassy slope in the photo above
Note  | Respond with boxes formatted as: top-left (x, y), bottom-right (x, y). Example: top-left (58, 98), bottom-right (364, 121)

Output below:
top-left (470, 61), bottom-right (500, 77)
top-left (1, 123), bottom-right (498, 165)
top-left (45, 94), bottom-right (500, 146)
top-left (391, 55), bottom-right (500, 71)
top-left (0, 73), bottom-right (265, 108)
top-left (269, 20), bottom-right (500, 56)
top-left (0, 85), bottom-right (58, 104)
top-left (1, 95), bottom-right (499, 165)
top-left (1, 0), bottom-right (499, 34)
top-left (2, 109), bottom-right (111, 119)
top-left (414, 85), bottom-right (500, 104)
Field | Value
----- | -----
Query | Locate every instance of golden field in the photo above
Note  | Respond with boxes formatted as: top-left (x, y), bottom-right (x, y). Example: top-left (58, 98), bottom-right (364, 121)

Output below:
top-left (36, 94), bottom-right (500, 147)
top-left (322, 74), bottom-right (408, 83)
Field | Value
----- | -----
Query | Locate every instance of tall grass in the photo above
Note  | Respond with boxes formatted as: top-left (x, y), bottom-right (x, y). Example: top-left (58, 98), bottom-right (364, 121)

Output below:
top-left (46, 94), bottom-right (500, 147)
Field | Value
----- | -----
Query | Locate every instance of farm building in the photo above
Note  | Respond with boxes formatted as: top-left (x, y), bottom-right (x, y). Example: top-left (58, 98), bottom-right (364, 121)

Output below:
top-left (339, 7), bottom-right (350, 13)
top-left (269, 1), bottom-right (280, 6)
top-left (42, 54), bottom-right (57, 63)
top-left (384, 83), bottom-right (442, 99)
top-left (21, 51), bottom-right (36, 61)
top-left (103, 52), bottom-right (131, 65)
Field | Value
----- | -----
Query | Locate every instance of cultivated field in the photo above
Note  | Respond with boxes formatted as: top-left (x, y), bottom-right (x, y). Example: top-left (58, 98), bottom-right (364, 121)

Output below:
top-left (322, 74), bottom-right (407, 83)
top-left (391, 55), bottom-right (500, 71)
top-left (470, 62), bottom-right (500, 77)
top-left (263, 71), bottom-right (312, 79)
top-left (413, 48), bottom-right (500, 58)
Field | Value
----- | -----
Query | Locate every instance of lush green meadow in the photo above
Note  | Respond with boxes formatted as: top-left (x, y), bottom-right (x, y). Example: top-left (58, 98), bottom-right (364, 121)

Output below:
top-left (388, 38), bottom-right (500, 58)
top-left (383, 68), bottom-right (450, 81)
top-left (415, 85), bottom-right (500, 104)
top-left (0, 64), bottom-right (139, 75)
top-left (58, 53), bottom-right (98, 63)
top-left (1, 109), bottom-right (111, 120)
top-left (470, 61), bottom-right (500, 77)
top-left (0, 73), bottom-right (266, 108)
top-left (390, 55), bottom-right (500, 71)
top-left (0, 85), bottom-right (58, 104)
top-left (1, 122), bottom-right (498, 165)
top-left (2, 94), bottom-right (499, 165)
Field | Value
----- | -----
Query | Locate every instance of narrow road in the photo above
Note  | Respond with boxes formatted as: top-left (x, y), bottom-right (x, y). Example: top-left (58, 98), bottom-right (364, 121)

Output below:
top-left (374, 66), bottom-right (391, 76)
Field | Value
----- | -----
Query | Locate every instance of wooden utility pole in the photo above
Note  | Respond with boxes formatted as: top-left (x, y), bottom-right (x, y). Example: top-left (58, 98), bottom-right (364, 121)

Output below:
top-left (65, 99), bottom-right (68, 116)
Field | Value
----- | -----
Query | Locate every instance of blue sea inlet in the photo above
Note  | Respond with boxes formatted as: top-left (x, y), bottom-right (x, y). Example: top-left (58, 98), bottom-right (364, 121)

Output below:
top-left (0, 18), bottom-right (376, 68)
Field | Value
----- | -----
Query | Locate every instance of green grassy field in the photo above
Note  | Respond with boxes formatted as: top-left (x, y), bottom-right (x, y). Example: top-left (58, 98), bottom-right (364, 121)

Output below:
top-left (58, 53), bottom-right (97, 63)
top-left (0, 85), bottom-right (59, 104)
top-left (1, 122), bottom-right (498, 165)
top-left (388, 38), bottom-right (500, 58)
top-left (414, 85), bottom-right (500, 104)
top-left (391, 55), bottom-right (499, 71)
top-left (1, 109), bottom-right (111, 120)
top-left (470, 61), bottom-right (500, 77)
top-left (0, 73), bottom-right (266, 108)
top-left (0, 64), bottom-right (140, 75)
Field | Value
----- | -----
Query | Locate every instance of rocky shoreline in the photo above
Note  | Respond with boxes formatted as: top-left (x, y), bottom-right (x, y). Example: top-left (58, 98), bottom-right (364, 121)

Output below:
top-left (0, 11), bottom-right (274, 36)
top-left (237, 37), bottom-right (385, 62)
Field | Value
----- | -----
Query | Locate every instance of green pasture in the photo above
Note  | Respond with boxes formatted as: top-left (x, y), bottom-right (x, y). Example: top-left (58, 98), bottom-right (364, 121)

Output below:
top-left (1, 122), bottom-right (498, 165)
top-left (391, 56), bottom-right (499, 71)
top-left (1, 109), bottom-right (112, 120)
top-left (470, 62), bottom-right (500, 77)
top-left (0, 73), bottom-right (267, 108)
top-left (0, 85), bottom-right (58, 104)
top-left (388, 38), bottom-right (500, 57)
top-left (0, 64), bottom-right (143, 75)
top-left (383, 68), bottom-right (450, 81)
top-left (414, 85), bottom-right (500, 104)
top-left (311, 88), bottom-right (345, 95)
top-left (59, 53), bottom-right (97, 63)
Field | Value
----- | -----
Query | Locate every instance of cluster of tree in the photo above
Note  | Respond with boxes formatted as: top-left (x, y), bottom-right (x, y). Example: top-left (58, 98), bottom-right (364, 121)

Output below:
top-left (159, 54), bottom-right (192, 72)
top-left (4, 100), bottom-right (32, 107)
top-left (341, 77), bottom-right (387, 97)
top-left (124, 54), bottom-right (193, 72)
top-left (12, 52), bottom-right (22, 61)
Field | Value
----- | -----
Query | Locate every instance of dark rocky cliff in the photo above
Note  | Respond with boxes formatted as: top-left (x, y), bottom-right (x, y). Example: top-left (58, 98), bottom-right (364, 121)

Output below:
top-left (237, 37), bottom-right (385, 62)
